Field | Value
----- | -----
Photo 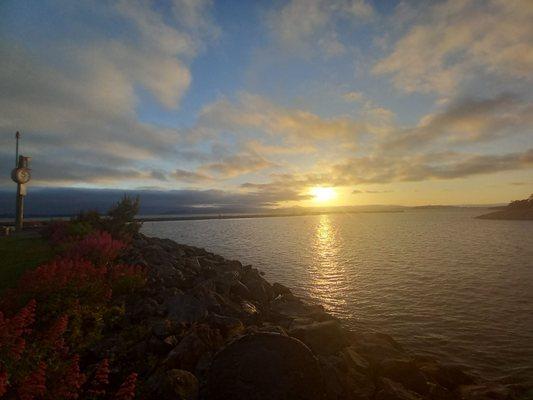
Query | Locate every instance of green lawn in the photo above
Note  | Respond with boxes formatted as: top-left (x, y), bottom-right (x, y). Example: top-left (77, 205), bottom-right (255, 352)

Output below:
top-left (0, 235), bottom-right (54, 293)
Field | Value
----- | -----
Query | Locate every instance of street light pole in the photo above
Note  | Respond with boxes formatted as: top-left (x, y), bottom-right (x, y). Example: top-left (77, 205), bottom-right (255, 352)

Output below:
top-left (15, 131), bottom-right (20, 167)
top-left (11, 132), bottom-right (31, 232)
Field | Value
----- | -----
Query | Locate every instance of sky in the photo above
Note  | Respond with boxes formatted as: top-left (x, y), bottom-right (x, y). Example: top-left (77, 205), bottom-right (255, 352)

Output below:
top-left (0, 0), bottom-right (532, 208)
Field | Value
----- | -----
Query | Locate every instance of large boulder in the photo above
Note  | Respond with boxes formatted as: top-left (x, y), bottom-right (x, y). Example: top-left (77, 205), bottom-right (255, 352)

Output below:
top-left (205, 333), bottom-right (327, 400)
top-left (240, 270), bottom-right (274, 304)
top-left (377, 359), bottom-right (429, 395)
top-left (289, 320), bottom-right (349, 355)
top-left (164, 324), bottom-right (224, 372)
top-left (417, 360), bottom-right (475, 390)
top-left (164, 369), bottom-right (199, 400)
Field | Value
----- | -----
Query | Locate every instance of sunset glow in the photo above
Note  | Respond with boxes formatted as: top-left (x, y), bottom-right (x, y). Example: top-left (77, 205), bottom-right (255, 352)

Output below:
top-left (0, 0), bottom-right (531, 209)
top-left (311, 187), bottom-right (337, 203)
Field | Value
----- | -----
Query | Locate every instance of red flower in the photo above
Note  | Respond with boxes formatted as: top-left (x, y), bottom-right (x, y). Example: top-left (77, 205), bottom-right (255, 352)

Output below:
top-left (114, 372), bottom-right (138, 400)
top-left (0, 370), bottom-right (8, 397)
top-left (49, 355), bottom-right (86, 400)
top-left (0, 299), bottom-right (36, 361)
top-left (17, 361), bottom-right (46, 400)
top-left (43, 314), bottom-right (69, 353)
top-left (87, 358), bottom-right (110, 397)
top-left (67, 231), bottom-right (126, 265)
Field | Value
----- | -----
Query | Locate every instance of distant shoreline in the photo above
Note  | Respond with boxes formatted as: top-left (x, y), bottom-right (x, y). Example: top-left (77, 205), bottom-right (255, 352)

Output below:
top-left (137, 209), bottom-right (405, 223)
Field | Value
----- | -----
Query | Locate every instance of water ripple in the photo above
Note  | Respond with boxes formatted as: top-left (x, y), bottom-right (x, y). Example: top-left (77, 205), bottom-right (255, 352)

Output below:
top-left (142, 210), bottom-right (533, 384)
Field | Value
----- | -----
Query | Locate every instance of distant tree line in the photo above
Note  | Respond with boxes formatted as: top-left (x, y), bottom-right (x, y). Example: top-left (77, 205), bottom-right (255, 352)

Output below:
top-left (507, 194), bottom-right (533, 209)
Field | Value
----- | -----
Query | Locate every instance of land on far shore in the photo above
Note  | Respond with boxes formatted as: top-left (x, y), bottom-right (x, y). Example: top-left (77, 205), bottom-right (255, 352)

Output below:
top-left (476, 194), bottom-right (533, 220)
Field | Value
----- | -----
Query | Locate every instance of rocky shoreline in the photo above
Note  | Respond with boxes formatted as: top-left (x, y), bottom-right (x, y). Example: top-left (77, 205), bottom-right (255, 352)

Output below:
top-left (105, 233), bottom-right (529, 399)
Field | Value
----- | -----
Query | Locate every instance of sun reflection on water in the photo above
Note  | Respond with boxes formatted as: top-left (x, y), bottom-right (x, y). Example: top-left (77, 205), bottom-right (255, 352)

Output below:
top-left (309, 215), bottom-right (347, 311)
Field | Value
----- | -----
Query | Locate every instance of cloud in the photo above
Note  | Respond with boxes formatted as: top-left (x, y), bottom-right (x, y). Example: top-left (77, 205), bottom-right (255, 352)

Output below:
top-left (195, 93), bottom-right (366, 143)
top-left (374, 0), bottom-right (533, 94)
top-left (0, 0), bottom-right (217, 186)
top-left (353, 189), bottom-right (393, 194)
top-left (269, 0), bottom-right (373, 54)
top-left (383, 93), bottom-right (533, 150)
top-left (343, 91), bottom-right (364, 102)
top-left (199, 153), bottom-right (278, 178)
top-left (333, 149), bottom-right (533, 184)
top-left (172, 169), bottom-right (212, 183)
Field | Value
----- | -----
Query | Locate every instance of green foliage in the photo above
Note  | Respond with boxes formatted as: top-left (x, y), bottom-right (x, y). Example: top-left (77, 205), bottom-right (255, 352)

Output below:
top-left (104, 195), bottom-right (141, 241)
top-left (0, 237), bottom-right (54, 293)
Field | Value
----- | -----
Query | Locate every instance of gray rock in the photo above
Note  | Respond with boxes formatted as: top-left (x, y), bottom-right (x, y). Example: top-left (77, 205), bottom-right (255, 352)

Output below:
top-left (241, 270), bottom-right (274, 304)
top-left (206, 313), bottom-right (245, 338)
top-left (341, 346), bottom-right (370, 373)
top-left (289, 320), bottom-right (349, 355)
top-left (459, 383), bottom-right (518, 400)
top-left (272, 282), bottom-right (292, 297)
top-left (417, 361), bottom-right (475, 390)
top-left (350, 332), bottom-right (406, 364)
top-left (164, 325), bottom-right (223, 372)
top-left (377, 359), bottom-right (429, 395)
top-left (375, 378), bottom-right (424, 400)
top-left (165, 293), bottom-right (208, 323)
top-left (205, 333), bottom-right (327, 400)
top-left (164, 369), bottom-right (199, 400)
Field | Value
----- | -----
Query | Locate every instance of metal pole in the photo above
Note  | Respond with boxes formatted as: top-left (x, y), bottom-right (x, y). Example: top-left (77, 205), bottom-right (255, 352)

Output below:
top-left (14, 133), bottom-right (23, 232)
top-left (15, 182), bottom-right (23, 231)
top-left (15, 131), bottom-right (20, 167)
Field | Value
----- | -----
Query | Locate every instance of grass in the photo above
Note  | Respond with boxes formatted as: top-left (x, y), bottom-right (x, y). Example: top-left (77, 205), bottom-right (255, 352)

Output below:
top-left (0, 235), bottom-right (54, 293)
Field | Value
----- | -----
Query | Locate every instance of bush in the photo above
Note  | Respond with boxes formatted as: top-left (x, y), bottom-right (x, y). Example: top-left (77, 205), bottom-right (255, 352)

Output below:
top-left (1, 216), bottom-right (145, 399)
top-left (104, 195), bottom-right (141, 242)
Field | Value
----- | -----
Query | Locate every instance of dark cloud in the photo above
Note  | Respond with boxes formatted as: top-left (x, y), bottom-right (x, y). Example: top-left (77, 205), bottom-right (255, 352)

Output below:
top-left (334, 149), bottom-right (533, 184)
top-left (0, 186), bottom-right (303, 217)
top-left (383, 94), bottom-right (533, 151)
top-left (172, 169), bottom-right (212, 183)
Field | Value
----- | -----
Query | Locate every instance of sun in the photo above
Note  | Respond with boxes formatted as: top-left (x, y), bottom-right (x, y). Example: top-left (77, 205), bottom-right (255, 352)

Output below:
top-left (310, 187), bottom-right (337, 203)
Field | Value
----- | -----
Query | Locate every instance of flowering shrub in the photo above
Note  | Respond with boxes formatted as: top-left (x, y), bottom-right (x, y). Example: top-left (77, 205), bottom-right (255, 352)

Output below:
top-left (66, 231), bottom-right (126, 266)
top-left (1, 217), bottom-right (145, 399)
top-left (114, 372), bottom-right (138, 400)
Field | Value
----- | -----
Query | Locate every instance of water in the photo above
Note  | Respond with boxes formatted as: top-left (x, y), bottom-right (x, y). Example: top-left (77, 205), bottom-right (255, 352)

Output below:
top-left (141, 210), bottom-right (533, 383)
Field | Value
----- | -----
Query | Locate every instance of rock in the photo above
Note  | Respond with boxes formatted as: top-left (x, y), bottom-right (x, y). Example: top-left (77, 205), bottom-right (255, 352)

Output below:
top-left (207, 313), bottom-right (245, 338)
top-left (272, 282), bottom-right (292, 297)
top-left (289, 320), bottom-right (349, 355)
top-left (418, 361), bottom-right (475, 390)
top-left (349, 332), bottom-right (406, 363)
top-left (205, 333), bottom-right (327, 400)
top-left (341, 346), bottom-right (370, 373)
top-left (164, 369), bottom-right (199, 400)
top-left (151, 318), bottom-right (182, 338)
top-left (377, 359), bottom-right (429, 395)
top-left (271, 297), bottom-right (327, 319)
top-left (148, 335), bottom-right (173, 354)
top-left (239, 300), bottom-right (259, 316)
top-left (229, 280), bottom-right (253, 300)
top-left (459, 383), bottom-right (518, 400)
top-left (316, 353), bottom-right (374, 399)
top-left (257, 324), bottom-right (287, 336)
top-left (375, 378), bottom-right (424, 400)
top-left (165, 293), bottom-right (208, 323)
top-left (241, 270), bottom-right (274, 304)
top-left (129, 297), bottom-right (164, 320)
top-left (426, 382), bottom-right (455, 400)
top-left (164, 324), bottom-right (223, 372)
